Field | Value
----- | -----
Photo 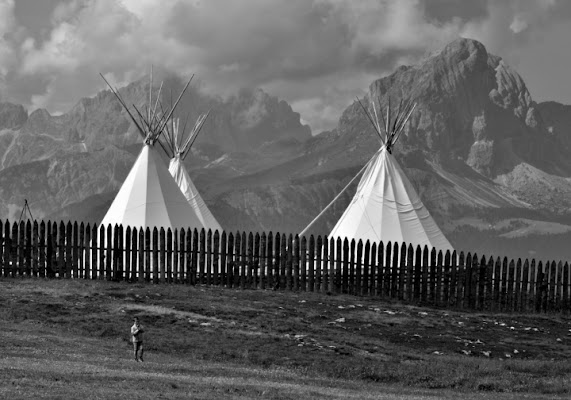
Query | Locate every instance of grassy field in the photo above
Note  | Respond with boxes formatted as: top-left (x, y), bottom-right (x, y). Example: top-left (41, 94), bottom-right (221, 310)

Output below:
top-left (0, 278), bottom-right (570, 399)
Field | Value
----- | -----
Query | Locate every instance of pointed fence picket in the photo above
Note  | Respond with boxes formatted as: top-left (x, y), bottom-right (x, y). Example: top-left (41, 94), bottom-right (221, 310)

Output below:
top-left (0, 218), bottom-right (570, 314)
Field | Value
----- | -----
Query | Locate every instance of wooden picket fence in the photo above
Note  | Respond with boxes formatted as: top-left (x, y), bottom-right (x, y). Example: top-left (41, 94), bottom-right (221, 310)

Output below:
top-left (0, 219), bottom-right (570, 314)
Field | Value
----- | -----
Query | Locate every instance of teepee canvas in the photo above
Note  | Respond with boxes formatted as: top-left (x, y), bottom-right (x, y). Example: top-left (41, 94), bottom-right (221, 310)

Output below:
top-left (162, 116), bottom-right (223, 233)
top-left (99, 70), bottom-right (207, 231)
top-left (303, 96), bottom-right (453, 253)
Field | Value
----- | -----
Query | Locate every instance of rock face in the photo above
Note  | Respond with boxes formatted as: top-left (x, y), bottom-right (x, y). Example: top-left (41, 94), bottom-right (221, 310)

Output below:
top-left (3, 38), bottom-right (571, 261)
top-left (0, 79), bottom-right (311, 224)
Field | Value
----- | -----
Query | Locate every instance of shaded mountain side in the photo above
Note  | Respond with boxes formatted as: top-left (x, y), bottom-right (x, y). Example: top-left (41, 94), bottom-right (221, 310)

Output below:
top-left (0, 147), bottom-right (134, 221)
top-left (6, 38), bottom-right (571, 262)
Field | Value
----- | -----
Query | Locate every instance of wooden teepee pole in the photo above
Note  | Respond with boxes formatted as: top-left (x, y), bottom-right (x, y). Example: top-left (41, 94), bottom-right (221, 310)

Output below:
top-left (299, 150), bottom-right (379, 237)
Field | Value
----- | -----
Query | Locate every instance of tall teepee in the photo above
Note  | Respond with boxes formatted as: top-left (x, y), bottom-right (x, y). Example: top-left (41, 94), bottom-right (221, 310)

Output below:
top-left (99, 70), bottom-right (209, 232)
top-left (161, 114), bottom-right (223, 233)
top-left (302, 96), bottom-right (453, 253)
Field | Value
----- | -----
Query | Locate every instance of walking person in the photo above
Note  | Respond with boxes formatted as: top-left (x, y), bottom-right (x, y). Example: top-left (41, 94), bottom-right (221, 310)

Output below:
top-left (131, 317), bottom-right (144, 362)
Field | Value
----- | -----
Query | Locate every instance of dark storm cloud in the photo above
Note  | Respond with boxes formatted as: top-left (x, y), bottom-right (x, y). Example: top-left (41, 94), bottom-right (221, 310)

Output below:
top-left (1, 0), bottom-right (571, 133)
top-left (422, 0), bottom-right (489, 24)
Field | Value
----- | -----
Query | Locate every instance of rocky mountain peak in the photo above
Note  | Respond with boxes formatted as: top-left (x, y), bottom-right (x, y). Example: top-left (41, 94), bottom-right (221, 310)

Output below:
top-left (0, 102), bottom-right (27, 130)
top-left (341, 37), bottom-right (559, 177)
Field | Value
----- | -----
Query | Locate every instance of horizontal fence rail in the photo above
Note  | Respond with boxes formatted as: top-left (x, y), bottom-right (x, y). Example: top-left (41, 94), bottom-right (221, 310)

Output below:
top-left (0, 219), bottom-right (570, 314)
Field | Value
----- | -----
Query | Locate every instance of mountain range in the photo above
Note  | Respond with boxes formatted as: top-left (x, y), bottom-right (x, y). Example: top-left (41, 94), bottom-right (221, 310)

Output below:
top-left (1, 38), bottom-right (571, 262)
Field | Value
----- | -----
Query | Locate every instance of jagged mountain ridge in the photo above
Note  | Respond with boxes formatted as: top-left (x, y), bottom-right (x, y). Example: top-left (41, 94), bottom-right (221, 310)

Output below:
top-left (0, 80), bottom-right (311, 221)
top-left (1, 38), bottom-right (571, 261)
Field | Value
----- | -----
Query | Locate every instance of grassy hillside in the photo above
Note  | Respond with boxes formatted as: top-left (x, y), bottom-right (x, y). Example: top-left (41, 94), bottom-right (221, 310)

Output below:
top-left (0, 278), bottom-right (570, 399)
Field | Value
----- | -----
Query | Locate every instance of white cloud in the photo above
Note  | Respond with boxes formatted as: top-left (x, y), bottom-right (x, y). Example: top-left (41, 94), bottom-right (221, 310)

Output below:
top-left (0, 0), bottom-right (570, 132)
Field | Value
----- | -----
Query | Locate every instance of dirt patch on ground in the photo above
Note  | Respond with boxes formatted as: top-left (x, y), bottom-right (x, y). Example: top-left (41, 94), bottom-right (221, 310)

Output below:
top-left (0, 278), bottom-right (570, 397)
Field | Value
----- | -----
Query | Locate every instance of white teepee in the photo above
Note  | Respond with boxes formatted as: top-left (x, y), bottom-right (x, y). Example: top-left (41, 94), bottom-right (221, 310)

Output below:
top-left (303, 97), bottom-right (453, 253)
top-left (162, 116), bottom-right (223, 233)
top-left (99, 70), bottom-right (207, 232)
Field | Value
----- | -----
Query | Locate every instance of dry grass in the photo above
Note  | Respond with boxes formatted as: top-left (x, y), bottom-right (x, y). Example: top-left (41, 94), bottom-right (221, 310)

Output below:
top-left (0, 278), bottom-right (570, 399)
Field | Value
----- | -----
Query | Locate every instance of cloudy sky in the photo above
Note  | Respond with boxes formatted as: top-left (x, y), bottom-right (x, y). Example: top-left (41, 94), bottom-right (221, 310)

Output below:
top-left (2, 0), bottom-right (571, 133)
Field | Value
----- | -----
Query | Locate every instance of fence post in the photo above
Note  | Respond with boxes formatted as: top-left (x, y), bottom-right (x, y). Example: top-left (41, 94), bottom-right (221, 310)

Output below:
top-left (455, 252), bottom-right (465, 309)
top-left (421, 246), bottom-right (429, 304)
top-left (391, 242), bottom-right (398, 299)
top-left (265, 232), bottom-right (273, 290)
top-left (84, 223), bottom-right (91, 280)
top-left (184, 229), bottom-right (192, 285)
top-left (321, 236), bottom-right (328, 294)
top-left (247, 232), bottom-right (254, 289)
top-left (112, 225), bottom-right (119, 281)
top-left (413, 245), bottom-right (421, 301)
top-left (220, 231), bottom-right (227, 287)
top-left (279, 233), bottom-right (287, 290)
top-left (514, 258), bottom-right (522, 312)
top-left (442, 250), bottom-right (451, 304)
top-left (315, 235), bottom-right (323, 293)
top-left (173, 229), bottom-right (179, 283)
top-left (94, 224), bottom-right (101, 279)
top-left (462, 252), bottom-right (472, 308)
top-left (368, 242), bottom-right (376, 297)
top-left (483, 256), bottom-right (493, 311)
top-left (535, 261), bottom-right (543, 312)
top-left (214, 231), bottom-right (220, 287)
top-left (556, 261), bottom-right (563, 312)
top-left (363, 241), bottom-right (370, 296)
top-left (398, 244), bottom-right (406, 301)
top-left (118, 225), bottom-right (125, 281)
top-left (293, 235), bottom-right (300, 291)
top-left (273, 233), bottom-right (280, 290)
top-left (19, 221), bottom-right (26, 277)
top-left (258, 232), bottom-right (265, 289)
top-left (10, 222), bottom-right (18, 277)
top-left (384, 242), bottom-right (392, 298)
top-left (72, 222), bottom-right (79, 279)
top-left (207, 230), bottom-right (213, 286)
top-left (2, 220), bottom-right (9, 277)
top-left (159, 228), bottom-right (166, 284)
top-left (374, 242), bottom-right (383, 297)
top-left (78, 222), bottom-right (84, 279)
top-left (206, 229), bottom-right (213, 286)
top-left (0, 220), bottom-right (3, 277)
top-left (356, 240), bottom-right (363, 296)
top-left (126, 227), bottom-right (133, 281)
top-left (448, 251), bottom-right (457, 307)
top-left (32, 221), bottom-right (39, 277)
top-left (335, 238), bottom-right (342, 294)
top-left (253, 233), bottom-right (260, 289)
top-left (39, 221), bottom-right (46, 278)
top-left (57, 221), bottom-right (65, 278)
top-left (308, 235), bottom-right (315, 292)
top-left (299, 236), bottom-right (306, 291)
top-left (226, 232), bottom-right (235, 288)
top-left (142, 228), bottom-right (149, 282)
top-left (499, 257), bottom-right (508, 311)
top-left (428, 248), bottom-right (436, 304)
top-left (191, 229), bottom-right (199, 285)
top-left (548, 261), bottom-right (556, 312)
top-left (151, 228), bottom-right (158, 284)
top-left (342, 239), bottom-right (349, 294)
top-left (349, 239), bottom-right (356, 295)
top-left (435, 251), bottom-right (444, 306)
top-left (286, 234), bottom-right (293, 291)
top-left (46, 221), bottom-right (54, 278)
top-left (406, 244), bottom-right (414, 302)
top-left (143, 228), bottom-right (150, 282)
top-left (521, 258), bottom-right (529, 313)
top-left (563, 262), bottom-right (569, 314)
top-left (166, 229), bottom-right (173, 284)
top-left (199, 229), bottom-right (206, 285)
top-left (241, 232), bottom-right (248, 289)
